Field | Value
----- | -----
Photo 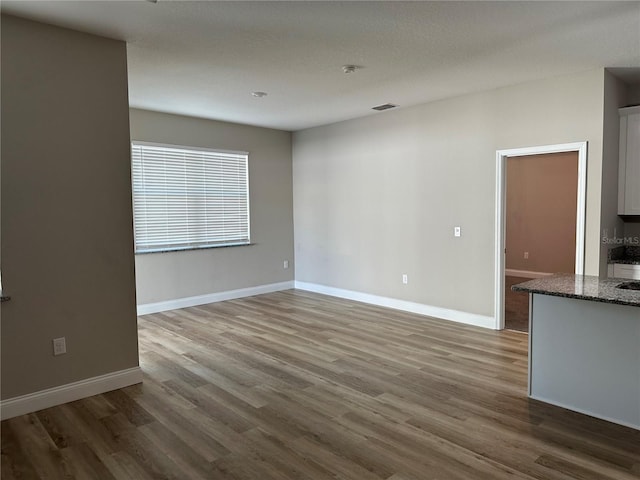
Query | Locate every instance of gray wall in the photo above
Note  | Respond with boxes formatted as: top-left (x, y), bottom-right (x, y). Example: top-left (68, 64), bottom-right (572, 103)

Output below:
top-left (618, 84), bottom-right (640, 245)
top-left (620, 81), bottom-right (640, 246)
top-left (293, 69), bottom-right (605, 318)
top-left (601, 71), bottom-right (629, 272)
top-left (624, 221), bottom-right (640, 241)
top-left (627, 84), bottom-right (640, 106)
top-left (130, 109), bottom-right (294, 305)
top-left (1, 16), bottom-right (139, 399)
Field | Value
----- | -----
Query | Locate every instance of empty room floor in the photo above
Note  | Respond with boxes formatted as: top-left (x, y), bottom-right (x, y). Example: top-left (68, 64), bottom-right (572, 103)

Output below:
top-left (505, 276), bottom-right (530, 333)
top-left (2, 290), bottom-right (639, 479)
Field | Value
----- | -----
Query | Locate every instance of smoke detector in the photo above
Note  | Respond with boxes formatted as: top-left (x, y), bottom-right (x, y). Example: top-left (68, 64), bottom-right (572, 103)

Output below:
top-left (342, 65), bottom-right (362, 74)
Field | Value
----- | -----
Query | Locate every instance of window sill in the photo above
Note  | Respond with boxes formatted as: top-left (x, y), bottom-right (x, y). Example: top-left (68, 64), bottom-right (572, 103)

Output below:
top-left (135, 243), bottom-right (255, 255)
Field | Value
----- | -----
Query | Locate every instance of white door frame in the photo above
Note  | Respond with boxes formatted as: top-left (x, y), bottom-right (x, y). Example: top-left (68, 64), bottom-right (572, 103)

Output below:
top-left (494, 142), bottom-right (587, 330)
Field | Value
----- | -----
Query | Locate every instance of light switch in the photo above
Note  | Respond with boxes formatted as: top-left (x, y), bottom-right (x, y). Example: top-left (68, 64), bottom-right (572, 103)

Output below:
top-left (454, 226), bottom-right (461, 237)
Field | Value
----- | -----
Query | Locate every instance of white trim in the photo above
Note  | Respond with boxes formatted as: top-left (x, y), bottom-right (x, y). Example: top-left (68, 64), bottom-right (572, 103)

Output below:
top-left (137, 281), bottom-right (295, 315)
top-left (495, 141), bottom-right (587, 330)
top-left (0, 367), bottom-right (143, 420)
top-left (295, 281), bottom-right (495, 330)
top-left (504, 269), bottom-right (554, 279)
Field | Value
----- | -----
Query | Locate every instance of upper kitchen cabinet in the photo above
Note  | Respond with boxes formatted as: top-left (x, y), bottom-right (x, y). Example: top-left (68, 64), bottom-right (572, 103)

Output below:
top-left (618, 105), bottom-right (640, 215)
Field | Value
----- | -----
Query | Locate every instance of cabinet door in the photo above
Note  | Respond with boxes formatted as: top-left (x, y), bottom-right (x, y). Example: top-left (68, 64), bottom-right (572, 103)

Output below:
top-left (613, 264), bottom-right (640, 280)
top-left (620, 112), bottom-right (640, 215)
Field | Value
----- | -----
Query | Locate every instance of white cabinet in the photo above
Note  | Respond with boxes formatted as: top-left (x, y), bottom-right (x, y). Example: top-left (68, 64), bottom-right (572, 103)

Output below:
top-left (612, 263), bottom-right (640, 280)
top-left (618, 106), bottom-right (640, 215)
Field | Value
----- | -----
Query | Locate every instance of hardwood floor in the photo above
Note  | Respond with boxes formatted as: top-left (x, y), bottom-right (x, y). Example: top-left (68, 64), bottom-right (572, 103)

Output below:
top-left (2, 289), bottom-right (639, 479)
top-left (505, 276), bottom-right (530, 333)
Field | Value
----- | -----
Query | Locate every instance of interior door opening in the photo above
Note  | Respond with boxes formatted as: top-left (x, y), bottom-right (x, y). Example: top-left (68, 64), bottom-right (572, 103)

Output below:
top-left (504, 152), bottom-right (578, 332)
top-left (494, 142), bottom-right (587, 331)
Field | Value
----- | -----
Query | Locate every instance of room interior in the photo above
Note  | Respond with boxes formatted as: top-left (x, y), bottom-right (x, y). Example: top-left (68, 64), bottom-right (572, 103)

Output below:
top-left (504, 151), bottom-right (579, 332)
top-left (2, 1), bottom-right (640, 479)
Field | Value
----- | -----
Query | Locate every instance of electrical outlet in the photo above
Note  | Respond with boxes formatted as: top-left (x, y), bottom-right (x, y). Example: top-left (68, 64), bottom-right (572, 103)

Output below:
top-left (454, 226), bottom-right (461, 237)
top-left (524, 251), bottom-right (529, 259)
top-left (283, 260), bottom-right (289, 269)
top-left (402, 274), bottom-right (408, 284)
top-left (53, 337), bottom-right (66, 356)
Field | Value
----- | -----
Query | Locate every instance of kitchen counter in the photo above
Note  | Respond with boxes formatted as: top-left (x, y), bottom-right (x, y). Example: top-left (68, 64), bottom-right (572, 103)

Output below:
top-left (512, 274), bottom-right (640, 307)
top-left (513, 274), bottom-right (640, 431)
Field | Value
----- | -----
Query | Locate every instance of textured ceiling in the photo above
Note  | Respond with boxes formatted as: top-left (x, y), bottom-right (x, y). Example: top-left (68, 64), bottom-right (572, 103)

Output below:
top-left (2, 1), bottom-right (640, 131)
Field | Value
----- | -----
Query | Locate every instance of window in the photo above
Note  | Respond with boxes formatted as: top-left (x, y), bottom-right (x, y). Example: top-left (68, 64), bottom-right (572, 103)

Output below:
top-left (131, 142), bottom-right (250, 253)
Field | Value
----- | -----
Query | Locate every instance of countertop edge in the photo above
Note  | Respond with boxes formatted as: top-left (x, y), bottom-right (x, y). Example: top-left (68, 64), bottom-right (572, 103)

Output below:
top-left (511, 286), bottom-right (639, 308)
top-left (511, 274), bottom-right (640, 308)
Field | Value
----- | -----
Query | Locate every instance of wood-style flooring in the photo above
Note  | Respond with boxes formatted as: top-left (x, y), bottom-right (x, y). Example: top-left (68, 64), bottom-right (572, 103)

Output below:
top-left (2, 289), bottom-right (639, 479)
top-left (505, 276), bottom-right (530, 333)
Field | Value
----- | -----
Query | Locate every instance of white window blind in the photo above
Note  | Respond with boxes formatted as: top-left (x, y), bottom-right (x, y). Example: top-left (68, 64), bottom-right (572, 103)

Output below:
top-left (131, 142), bottom-right (250, 253)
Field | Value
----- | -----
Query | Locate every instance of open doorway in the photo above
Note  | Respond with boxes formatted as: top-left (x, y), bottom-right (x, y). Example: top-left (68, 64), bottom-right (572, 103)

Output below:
top-left (494, 142), bottom-right (587, 331)
top-left (504, 152), bottom-right (578, 332)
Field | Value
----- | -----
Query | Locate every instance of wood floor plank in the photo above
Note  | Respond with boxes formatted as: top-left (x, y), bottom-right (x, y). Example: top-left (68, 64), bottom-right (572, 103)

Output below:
top-left (2, 289), bottom-right (639, 479)
top-left (36, 406), bottom-right (87, 450)
top-left (0, 419), bottom-right (40, 480)
top-left (5, 414), bottom-right (74, 480)
top-left (129, 378), bottom-right (232, 460)
top-left (59, 442), bottom-right (118, 480)
top-left (100, 412), bottom-right (185, 480)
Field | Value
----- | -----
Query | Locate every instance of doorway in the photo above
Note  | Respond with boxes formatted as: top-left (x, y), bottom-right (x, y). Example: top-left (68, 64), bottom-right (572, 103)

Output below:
top-left (494, 142), bottom-right (587, 331)
top-left (504, 152), bottom-right (578, 331)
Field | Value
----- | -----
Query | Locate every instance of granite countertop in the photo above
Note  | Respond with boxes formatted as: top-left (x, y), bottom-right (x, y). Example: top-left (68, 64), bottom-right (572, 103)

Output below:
top-left (512, 274), bottom-right (640, 307)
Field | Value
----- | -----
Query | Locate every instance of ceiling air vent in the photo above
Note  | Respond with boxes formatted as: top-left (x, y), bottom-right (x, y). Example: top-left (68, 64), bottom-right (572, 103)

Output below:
top-left (372, 103), bottom-right (397, 111)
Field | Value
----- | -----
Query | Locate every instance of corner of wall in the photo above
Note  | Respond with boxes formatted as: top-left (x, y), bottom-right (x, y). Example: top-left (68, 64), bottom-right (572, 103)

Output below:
top-left (599, 71), bottom-right (629, 276)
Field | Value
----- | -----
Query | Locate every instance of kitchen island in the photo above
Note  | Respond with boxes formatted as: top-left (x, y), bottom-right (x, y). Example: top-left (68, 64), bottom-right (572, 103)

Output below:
top-left (512, 274), bottom-right (640, 430)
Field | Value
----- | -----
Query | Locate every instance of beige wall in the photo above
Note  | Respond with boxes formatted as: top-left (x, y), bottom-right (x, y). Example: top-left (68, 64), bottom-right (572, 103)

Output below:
top-left (130, 109), bottom-right (294, 305)
top-left (293, 69), bottom-right (605, 318)
top-left (506, 153), bottom-right (578, 274)
top-left (1, 16), bottom-right (139, 399)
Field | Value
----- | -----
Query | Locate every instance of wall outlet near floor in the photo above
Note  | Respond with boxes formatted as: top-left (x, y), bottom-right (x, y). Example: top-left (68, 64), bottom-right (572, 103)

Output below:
top-left (283, 260), bottom-right (289, 269)
top-left (52, 337), bottom-right (66, 356)
top-left (402, 274), bottom-right (408, 284)
top-left (524, 251), bottom-right (529, 259)
top-left (454, 226), bottom-right (461, 237)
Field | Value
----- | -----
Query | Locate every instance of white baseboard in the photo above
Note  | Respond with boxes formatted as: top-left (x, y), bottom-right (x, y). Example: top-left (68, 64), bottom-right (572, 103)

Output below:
top-left (137, 281), bottom-right (295, 315)
top-left (505, 269), bottom-right (553, 279)
top-left (294, 281), bottom-right (495, 330)
top-left (1, 366), bottom-right (143, 420)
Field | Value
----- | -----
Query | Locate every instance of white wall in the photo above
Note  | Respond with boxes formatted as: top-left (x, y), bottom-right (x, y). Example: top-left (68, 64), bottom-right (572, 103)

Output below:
top-left (293, 69), bottom-right (605, 319)
top-left (130, 109), bottom-right (294, 306)
top-left (1, 15), bottom-right (139, 399)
